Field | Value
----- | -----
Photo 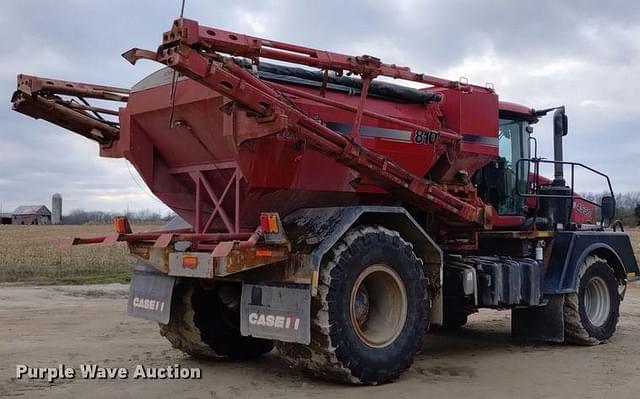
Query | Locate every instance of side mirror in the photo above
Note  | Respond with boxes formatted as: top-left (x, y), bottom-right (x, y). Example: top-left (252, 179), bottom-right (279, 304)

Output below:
top-left (601, 196), bottom-right (616, 223)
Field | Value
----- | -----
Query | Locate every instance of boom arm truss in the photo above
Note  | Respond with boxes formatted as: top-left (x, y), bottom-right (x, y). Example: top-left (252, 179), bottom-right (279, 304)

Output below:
top-left (11, 74), bottom-right (128, 144)
top-left (158, 19), bottom-right (491, 92)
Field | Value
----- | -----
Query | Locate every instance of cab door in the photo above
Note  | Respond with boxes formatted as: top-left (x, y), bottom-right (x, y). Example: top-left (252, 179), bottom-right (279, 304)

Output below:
top-left (495, 119), bottom-right (529, 215)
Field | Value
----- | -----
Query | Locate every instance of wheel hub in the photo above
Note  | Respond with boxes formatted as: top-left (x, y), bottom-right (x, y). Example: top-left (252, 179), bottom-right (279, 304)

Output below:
top-left (584, 276), bottom-right (611, 327)
top-left (349, 264), bottom-right (408, 348)
top-left (353, 285), bottom-right (370, 326)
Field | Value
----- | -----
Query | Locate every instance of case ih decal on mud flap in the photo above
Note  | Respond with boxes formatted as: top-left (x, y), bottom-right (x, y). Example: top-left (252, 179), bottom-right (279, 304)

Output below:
top-left (240, 284), bottom-right (311, 344)
top-left (127, 271), bottom-right (176, 323)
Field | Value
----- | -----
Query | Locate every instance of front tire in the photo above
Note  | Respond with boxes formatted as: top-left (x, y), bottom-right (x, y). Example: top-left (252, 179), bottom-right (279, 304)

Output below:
top-left (563, 255), bottom-right (620, 345)
top-left (277, 225), bottom-right (429, 384)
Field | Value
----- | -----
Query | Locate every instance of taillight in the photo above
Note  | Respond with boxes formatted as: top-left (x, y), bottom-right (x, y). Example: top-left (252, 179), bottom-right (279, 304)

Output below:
top-left (260, 213), bottom-right (279, 233)
top-left (260, 214), bottom-right (271, 232)
top-left (182, 256), bottom-right (198, 269)
top-left (268, 215), bottom-right (278, 233)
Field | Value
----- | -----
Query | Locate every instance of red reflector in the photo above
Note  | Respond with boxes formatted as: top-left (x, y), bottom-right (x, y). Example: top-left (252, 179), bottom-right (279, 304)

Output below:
top-left (256, 249), bottom-right (272, 257)
top-left (260, 215), bottom-right (271, 232)
top-left (183, 256), bottom-right (198, 269)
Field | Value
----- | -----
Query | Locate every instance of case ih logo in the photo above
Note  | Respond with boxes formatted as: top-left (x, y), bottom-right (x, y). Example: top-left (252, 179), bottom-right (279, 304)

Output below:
top-left (573, 201), bottom-right (593, 217)
top-left (248, 313), bottom-right (301, 330)
top-left (132, 296), bottom-right (166, 313)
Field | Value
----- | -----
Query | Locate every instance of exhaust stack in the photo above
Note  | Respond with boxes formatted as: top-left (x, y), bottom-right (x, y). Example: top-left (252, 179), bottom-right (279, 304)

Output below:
top-left (552, 106), bottom-right (568, 185)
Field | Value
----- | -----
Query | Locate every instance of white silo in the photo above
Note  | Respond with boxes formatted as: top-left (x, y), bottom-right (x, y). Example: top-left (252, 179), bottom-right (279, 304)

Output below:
top-left (52, 193), bottom-right (62, 225)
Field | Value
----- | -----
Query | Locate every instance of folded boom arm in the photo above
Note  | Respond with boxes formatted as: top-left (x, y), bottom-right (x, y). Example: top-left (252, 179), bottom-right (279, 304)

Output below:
top-left (11, 74), bottom-right (128, 144)
top-left (125, 18), bottom-right (491, 227)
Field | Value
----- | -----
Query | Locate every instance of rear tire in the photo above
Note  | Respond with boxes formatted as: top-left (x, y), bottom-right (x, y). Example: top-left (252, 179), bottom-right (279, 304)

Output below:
top-left (192, 284), bottom-right (274, 359)
top-left (277, 225), bottom-right (429, 384)
top-left (159, 280), bottom-right (219, 359)
top-left (563, 255), bottom-right (620, 345)
top-left (160, 279), bottom-right (273, 359)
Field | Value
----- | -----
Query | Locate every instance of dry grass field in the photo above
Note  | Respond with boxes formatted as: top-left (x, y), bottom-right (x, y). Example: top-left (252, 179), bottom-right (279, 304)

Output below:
top-left (628, 227), bottom-right (640, 257)
top-left (629, 228), bottom-right (640, 288)
top-left (0, 224), bottom-right (161, 283)
top-left (0, 224), bottom-right (638, 284)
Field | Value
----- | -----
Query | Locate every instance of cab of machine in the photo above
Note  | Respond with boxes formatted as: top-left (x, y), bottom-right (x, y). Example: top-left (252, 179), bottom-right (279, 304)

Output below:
top-left (477, 101), bottom-right (597, 228)
top-left (497, 102), bottom-right (538, 216)
top-left (474, 102), bottom-right (537, 226)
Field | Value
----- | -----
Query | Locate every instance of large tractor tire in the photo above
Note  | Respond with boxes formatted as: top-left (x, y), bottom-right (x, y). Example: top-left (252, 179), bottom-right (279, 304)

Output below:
top-left (159, 280), bottom-right (219, 359)
top-left (160, 280), bottom-right (273, 359)
top-left (192, 283), bottom-right (274, 359)
top-left (563, 255), bottom-right (621, 345)
top-left (277, 225), bottom-right (429, 385)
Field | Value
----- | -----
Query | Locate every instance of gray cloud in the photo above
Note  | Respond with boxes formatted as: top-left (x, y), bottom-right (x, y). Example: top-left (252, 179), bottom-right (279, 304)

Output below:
top-left (1, 0), bottom-right (638, 214)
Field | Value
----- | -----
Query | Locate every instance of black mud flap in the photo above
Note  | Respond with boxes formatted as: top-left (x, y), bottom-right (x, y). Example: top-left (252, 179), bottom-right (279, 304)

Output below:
top-left (127, 271), bottom-right (176, 323)
top-left (512, 294), bottom-right (565, 342)
top-left (240, 283), bottom-right (311, 344)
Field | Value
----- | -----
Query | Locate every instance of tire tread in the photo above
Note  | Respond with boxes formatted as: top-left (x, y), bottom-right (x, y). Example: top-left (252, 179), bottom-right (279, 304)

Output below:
top-left (277, 225), bottom-right (428, 384)
top-left (563, 255), bottom-right (620, 345)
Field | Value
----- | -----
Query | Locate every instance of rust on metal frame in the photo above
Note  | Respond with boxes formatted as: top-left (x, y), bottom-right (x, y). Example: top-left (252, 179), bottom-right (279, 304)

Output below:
top-left (216, 245), bottom-right (290, 277)
top-left (58, 230), bottom-right (252, 250)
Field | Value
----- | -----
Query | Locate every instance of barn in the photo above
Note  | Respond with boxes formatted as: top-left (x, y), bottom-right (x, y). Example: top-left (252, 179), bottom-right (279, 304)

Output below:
top-left (12, 205), bottom-right (52, 225)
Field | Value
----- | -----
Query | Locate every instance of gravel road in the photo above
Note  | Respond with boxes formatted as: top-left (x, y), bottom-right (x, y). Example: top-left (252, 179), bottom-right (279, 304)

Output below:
top-left (1, 283), bottom-right (639, 399)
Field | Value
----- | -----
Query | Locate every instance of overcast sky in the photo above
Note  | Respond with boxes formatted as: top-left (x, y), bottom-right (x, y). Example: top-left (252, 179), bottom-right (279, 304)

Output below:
top-left (1, 0), bottom-right (639, 215)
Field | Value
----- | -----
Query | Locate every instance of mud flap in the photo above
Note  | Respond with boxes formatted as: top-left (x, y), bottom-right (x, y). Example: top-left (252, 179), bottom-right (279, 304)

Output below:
top-left (127, 271), bottom-right (176, 323)
top-left (512, 294), bottom-right (565, 342)
top-left (240, 283), bottom-right (311, 344)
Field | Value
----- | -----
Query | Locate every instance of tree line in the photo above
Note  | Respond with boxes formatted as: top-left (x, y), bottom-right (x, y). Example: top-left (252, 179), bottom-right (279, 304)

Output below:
top-left (60, 193), bottom-right (640, 226)
top-left (580, 192), bottom-right (640, 226)
top-left (62, 209), bottom-right (173, 225)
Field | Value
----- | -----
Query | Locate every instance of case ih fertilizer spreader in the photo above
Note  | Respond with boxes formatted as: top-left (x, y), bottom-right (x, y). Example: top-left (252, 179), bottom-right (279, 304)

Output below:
top-left (12, 18), bottom-right (640, 384)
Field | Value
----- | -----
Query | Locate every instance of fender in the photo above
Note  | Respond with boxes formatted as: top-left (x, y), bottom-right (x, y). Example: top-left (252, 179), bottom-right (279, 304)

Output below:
top-left (283, 206), bottom-right (444, 324)
top-left (544, 231), bottom-right (640, 295)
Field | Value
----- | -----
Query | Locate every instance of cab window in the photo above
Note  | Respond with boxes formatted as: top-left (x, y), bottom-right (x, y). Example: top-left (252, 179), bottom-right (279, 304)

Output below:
top-left (497, 119), bottom-right (530, 214)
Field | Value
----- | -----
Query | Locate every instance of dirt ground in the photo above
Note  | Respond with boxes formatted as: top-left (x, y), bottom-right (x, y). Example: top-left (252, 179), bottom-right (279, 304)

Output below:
top-left (0, 284), bottom-right (638, 399)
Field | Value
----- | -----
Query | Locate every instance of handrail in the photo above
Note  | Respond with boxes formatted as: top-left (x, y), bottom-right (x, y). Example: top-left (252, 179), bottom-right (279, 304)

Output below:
top-left (515, 158), bottom-right (615, 224)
